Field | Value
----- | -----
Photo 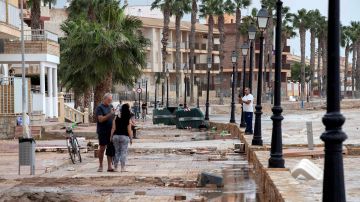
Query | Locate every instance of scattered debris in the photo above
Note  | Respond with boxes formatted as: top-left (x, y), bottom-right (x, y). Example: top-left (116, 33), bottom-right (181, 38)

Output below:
top-left (174, 194), bottom-right (186, 200)
top-left (134, 191), bottom-right (146, 195)
top-left (197, 172), bottom-right (223, 187)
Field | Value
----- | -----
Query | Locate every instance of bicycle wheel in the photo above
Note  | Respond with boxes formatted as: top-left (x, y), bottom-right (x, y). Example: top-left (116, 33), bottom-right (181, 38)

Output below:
top-left (73, 137), bottom-right (82, 163)
top-left (66, 138), bottom-right (75, 164)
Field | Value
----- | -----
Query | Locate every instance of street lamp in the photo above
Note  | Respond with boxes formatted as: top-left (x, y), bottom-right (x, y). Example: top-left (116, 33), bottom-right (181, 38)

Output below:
top-left (166, 68), bottom-right (170, 107)
top-left (154, 75), bottom-right (158, 109)
top-left (268, 0), bottom-right (285, 168)
top-left (196, 77), bottom-right (200, 108)
top-left (321, 0), bottom-right (347, 201)
top-left (160, 78), bottom-right (165, 107)
top-left (184, 64), bottom-right (189, 108)
top-left (252, 5), bottom-right (269, 146)
top-left (306, 75), bottom-right (310, 103)
top-left (230, 51), bottom-right (237, 123)
top-left (205, 56), bottom-right (211, 121)
top-left (248, 24), bottom-right (256, 93)
top-left (240, 43), bottom-right (249, 128)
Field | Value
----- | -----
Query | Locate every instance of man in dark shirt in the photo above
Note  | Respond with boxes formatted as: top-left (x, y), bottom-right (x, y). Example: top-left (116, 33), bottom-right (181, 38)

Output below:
top-left (96, 93), bottom-right (115, 172)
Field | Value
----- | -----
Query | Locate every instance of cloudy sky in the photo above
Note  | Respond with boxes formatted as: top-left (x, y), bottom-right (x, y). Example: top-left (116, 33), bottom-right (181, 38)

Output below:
top-left (55, 0), bottom-right (360, 59)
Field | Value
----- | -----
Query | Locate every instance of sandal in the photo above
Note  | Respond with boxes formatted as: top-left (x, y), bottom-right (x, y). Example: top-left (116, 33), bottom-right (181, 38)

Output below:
top-left (107, 169), bottom-right (116, 172)
top-left (97, 167), bottom-right (103, 172)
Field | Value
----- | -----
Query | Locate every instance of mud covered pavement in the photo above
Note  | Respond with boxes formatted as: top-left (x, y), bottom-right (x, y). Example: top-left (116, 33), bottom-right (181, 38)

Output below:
top-left (0, 125), bottom-right (258, 202)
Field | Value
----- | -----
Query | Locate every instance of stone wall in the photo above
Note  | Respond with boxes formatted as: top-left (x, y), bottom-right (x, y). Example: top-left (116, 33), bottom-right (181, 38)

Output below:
top-left (0, 115), bottom-right (17, 139)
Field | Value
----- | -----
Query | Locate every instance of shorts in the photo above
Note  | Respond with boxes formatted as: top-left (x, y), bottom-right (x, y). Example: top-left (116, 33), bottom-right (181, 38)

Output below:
top-left (98, 132), bottom-right (111, 146)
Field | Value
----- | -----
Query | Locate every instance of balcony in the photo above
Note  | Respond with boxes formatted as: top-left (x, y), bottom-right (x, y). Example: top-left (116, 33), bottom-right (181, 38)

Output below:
top-left (0, 0), bottom-right (20, 38)
top-left (0, 29), bottom-right (59, 56)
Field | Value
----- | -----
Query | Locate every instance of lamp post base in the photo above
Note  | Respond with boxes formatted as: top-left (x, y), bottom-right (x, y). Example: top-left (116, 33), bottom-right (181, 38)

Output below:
top-left (251, 139), bottom-right (263, 146)
top-left (268, 156), bottom-right (285, 168)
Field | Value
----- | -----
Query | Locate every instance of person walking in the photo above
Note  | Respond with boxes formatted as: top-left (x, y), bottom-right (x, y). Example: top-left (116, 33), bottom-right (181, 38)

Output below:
top-left (110, 103), bottom-right (133, 172)
top-left (95, 93), bottom-right (115, 172)
top-left (241, 88), bottom-right (254, 134)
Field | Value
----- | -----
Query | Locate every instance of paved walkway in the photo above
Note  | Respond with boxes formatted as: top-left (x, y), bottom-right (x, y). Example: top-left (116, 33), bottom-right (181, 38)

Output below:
top-left (0, 124), bottom-right (257, 201)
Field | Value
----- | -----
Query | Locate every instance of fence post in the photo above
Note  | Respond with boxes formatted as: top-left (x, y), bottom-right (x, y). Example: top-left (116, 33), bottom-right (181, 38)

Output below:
top-left (58, 92), bottom-right (65, 122)
top-left (84, 108), bottom-right (89, 124)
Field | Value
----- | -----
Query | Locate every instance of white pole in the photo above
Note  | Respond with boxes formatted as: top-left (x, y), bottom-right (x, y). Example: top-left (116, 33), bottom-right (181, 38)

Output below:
top-left (20, 0), bottom-right (28, 138)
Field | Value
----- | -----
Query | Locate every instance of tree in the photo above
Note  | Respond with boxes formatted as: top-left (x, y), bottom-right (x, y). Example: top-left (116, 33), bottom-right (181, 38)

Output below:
top-left (292, 8), bottom-right (310, 103)
top-left (341, 25), bottom-right (352, 97)
top-left (233, 0), bottom-right (251, 97)
top-left (199, 0), bottom-right (219, 86)
top-left (216, 0), bottom-right (235, 104)
top-left (350, 21), bottom-right (360, 97)
top-left (170, 0), bottom-right (191, 105)
top-left (261, 0), bottom-right (276, 97)
top-left (29, 0), bottom-right (41, 29)
top-left (61, 0), bottom-right (148, 120)
top-left (291, 62), bottom-right (311, 83)
top-left (314, 16), bottom-right (326, 97)
top-left (189, 0), bottom-right (197, 105)
top-left (348, 22), bottom-right (359, 98)
top-left (307, 9), bottom-right (322, 97)
top-left (151, 0), bottom-right (172, 102)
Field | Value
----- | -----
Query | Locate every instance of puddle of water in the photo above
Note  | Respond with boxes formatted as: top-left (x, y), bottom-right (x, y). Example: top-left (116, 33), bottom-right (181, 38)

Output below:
top-left (202, 156), bottom-right (260, 202)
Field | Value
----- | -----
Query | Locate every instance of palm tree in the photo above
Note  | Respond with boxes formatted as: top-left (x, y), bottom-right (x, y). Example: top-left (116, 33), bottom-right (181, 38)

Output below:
top-left (29, 0), bottom-right (41, 29)
top-left (61, 1), bottom-right (148, 120)
top-left (341, 25), bottom-right (351, 97)
top-left (216, 0), bottom-right (235, 104)
top-left (307, 9), bottom-right (322, 97)
top-left (349, 23), bottom-right (358, 98)
top-left (261, 0), bottom-right (276, 97)
top-left (292, 8), bottom-right (309, 103)
top-left (315, 16), bottom-right (326, 96)
top-left (199, 0), bottom-right (218, 80)
top-left (317, 17), bottom-right (328, 96)
top-left (151, 0), bottom-right (172, 81)
top-left (351, 22), bottom-right (360, 97)
top-left (170, 0), bottom-right (191, 105)
top-left (189, 0), bottom-right (197, 105)
top-left (233, 0), bottom-right (251, 97)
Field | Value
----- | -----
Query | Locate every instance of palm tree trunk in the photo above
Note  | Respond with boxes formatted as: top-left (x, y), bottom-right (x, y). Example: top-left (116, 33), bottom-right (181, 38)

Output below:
top-left (218, 14), bottom-right (225, 105)
top-left (162, 6), bottom-right (170, 72)
top-left (344, 46), bottom-right (349, 98)
top-left (317, 39), bottom-right (322, 97)
top-left (93, 72), bottom-right (112, 122)
top-left (189, 0), bottom-right (197, 105)
top-left (175, 15), bottom-right (181, 105)
top-left (83, 88), bottom-right (92, 120)
top-left (30, 0), bottom-right (41, 29)
top-left (310, 30), bottom-right (316, 98)
top-left (300, 28), bottom-right (306, 102)
top-left (321, 37), bottom-right (327, 96)
top-left (356, 41), bottom-right (360, 98)
top-left (74, 91), bottom-right (83, 110)
top-left (234, 8), bottom-right (241, 98)
top-left (207, 15), bottom-right (214, 99)
top-left (266, 17), bottom-right (274, 101)
top-left (352, 43), bottom-right (357, 98)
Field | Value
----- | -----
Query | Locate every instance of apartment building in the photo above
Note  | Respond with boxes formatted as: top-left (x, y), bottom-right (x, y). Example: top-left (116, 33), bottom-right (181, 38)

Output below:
top-left (139, 16), bottom-right (220, 100)
top-left (0, 0), bottom-right (60, 118)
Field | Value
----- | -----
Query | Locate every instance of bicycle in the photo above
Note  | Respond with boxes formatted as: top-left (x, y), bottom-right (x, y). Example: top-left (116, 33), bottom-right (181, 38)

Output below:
top-left (65, 123), bottom-right (82, 164)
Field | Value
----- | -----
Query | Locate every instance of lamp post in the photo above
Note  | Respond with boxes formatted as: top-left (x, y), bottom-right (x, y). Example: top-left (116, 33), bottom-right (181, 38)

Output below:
top-left (154, 75), bottom-right (158, 109)
top-left (166, 68), bottom-right (170, 107)
top-left (205, 57), bottom-right (211, 121)
top-left (145, 79), bottom-right (148, 106)
top-left (230, 51), bottom-right (237, 123)
top-left (184, 64), bottom-right (189, 108)
top-left (252, 5), bottom-right (269, 146)
top-left (138, 82), bottom-right (141, 115)
top-left (268, 0), bottom-right (285, 168)
top-left (160, 78), bottom-right (165, 107)
top-left (321, 0), bottom-right (347, 201)
top-left (196, 77), bottom-right (200, 108)
top-left (240, 43), bottom-right (249, 128)
top-left (248, 24), bottom-right (256, 93)
top-left (306, 76), bottom-right (310, 103)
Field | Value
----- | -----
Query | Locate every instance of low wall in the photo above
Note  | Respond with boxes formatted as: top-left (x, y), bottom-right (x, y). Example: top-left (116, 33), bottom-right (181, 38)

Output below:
top-left (0, 115), bottom-right (17, 139)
